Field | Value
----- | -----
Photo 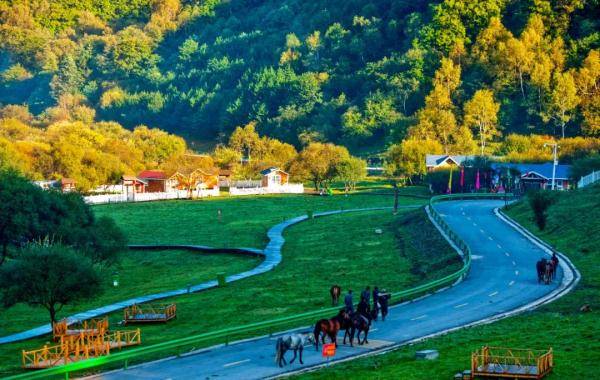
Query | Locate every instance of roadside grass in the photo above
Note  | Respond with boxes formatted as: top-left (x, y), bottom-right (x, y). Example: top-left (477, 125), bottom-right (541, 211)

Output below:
top-left (298, 186), bottom-right (600, 379)
top-left (0, 205), bottom-right (459, 377)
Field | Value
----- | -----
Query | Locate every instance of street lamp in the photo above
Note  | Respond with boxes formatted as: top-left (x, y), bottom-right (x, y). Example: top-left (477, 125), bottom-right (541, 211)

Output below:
top-left (544, 143), bottom-right (559, 190)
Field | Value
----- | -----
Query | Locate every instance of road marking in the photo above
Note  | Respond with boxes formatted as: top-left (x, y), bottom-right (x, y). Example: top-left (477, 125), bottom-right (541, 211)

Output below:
top-left (488, 291), bottom-right (498, 297)
top-left (497, 244), bottom-right (502, 249)
top-left (471, 255), bottom-right (483, 260)
top-left (473, 222), bottom-right (477, 226)
top-left (223, 359), bottom-right (250, 367)
top-left (512, 261), bottom-right (516, 266)
top-left (509, 280), bottom-right (515, 286)
top-left (466, 216), bottom-right (471, 221)
top-left (411, 315), bottom-right (427, 321)
top-left (505, 252), bottom-right (510, 257)
top-left (454, 303), bottom-right (468, 309)
top-left (515, 271), bottom-right (519, 276)
top-left (480, 229), bottom-right (485, 233)
top-left (370, 328), bottom-right (378, 332)
top-left (462, 212), bottom-right (466, 216)
top-left (488, 236), bottom-right (493, 241)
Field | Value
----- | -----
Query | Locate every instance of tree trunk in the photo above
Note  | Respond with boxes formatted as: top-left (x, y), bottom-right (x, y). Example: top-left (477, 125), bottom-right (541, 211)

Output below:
top-left (519, 69), bottom-right (525, 99)
top-left (49, 305), bottom-right (57, 325)
top-left (0, 243), bottom-right (7, 266)
top-left (393, 182), bottom-right (399, 215)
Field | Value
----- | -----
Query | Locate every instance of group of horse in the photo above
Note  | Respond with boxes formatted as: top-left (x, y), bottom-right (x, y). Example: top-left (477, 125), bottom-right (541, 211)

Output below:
top-left (275, 308), bottom-right (374, 367)
top-left (536, 254), bottom-right (559, 285)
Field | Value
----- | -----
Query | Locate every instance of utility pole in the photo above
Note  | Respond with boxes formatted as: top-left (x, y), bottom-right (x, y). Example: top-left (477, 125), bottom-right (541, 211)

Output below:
top-left (544, 143), bottom-right (558, 190)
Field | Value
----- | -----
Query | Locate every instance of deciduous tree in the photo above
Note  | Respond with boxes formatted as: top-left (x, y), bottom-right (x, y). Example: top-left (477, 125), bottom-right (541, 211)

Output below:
top-left (463, 89), bottom-right (501, 155)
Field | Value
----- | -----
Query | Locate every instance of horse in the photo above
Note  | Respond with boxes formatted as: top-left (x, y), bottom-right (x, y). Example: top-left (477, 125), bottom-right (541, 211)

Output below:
top-left (543, 260), bottom-right (554, 284)
top-left (348, 312), bottom-right (371, 345)
top-left (275, 332), bottom-right (314, 367)
top-left (330, 285), bottom-right (342, 306)
top-left (314, 309), bottom-right (347, 350)
top-left (536, 258), bottom-right (546, 284)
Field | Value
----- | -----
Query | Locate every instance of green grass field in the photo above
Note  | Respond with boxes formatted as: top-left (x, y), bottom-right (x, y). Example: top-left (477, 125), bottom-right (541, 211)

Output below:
top-left (299, 186), bottom-right (600, 379)
top-left (0, 188), bottom-right (459, 376)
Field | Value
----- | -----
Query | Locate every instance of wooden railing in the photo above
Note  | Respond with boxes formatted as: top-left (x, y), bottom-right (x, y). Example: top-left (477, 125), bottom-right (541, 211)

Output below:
top-left (124, 303), bottom-right (177, 324)
top-left (106, 329), bottom-right (142, 349)
top-left (22, 339), bottom-right (110, 369)
top-left (471, 346), bottom-right (553, 379)
top-left (52, 318), bottom-right (108, 340)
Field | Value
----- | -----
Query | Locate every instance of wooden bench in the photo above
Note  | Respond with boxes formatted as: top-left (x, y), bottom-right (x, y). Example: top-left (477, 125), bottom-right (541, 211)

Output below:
top-left (471, 346), bottom-right (553, 379)
top-left (124, 303), bottom-right (177, 324)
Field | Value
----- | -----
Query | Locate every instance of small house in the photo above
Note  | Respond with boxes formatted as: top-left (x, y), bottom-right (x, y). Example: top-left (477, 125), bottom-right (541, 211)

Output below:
top-left (138, 170), bottom-right (167, 193)
top-left (260, 167), bottom-right (289, 188)
top-left (122, 175), bottom-right (147, 194)
top-left (60, 178), bottom-right (76, 192)
top-left (425, 155), bottom-right (475, 172)
top-left (491, 163), bottom-right (572, 191)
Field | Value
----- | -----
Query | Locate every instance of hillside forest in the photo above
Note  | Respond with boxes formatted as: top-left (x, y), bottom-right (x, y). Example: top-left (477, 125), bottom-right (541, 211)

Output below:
top-left (0, 0), bottom-right (599, 189)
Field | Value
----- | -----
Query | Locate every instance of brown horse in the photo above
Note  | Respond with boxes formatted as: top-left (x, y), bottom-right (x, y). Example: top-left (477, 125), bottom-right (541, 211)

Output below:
top-left (314, 309), bottom-right (347, 350)
top-left (330, 285), bottom-right (341, 306)
top-left (348, 312), bottom-right (371, 345)
top-left (544, 261), bottom-right (554, 284)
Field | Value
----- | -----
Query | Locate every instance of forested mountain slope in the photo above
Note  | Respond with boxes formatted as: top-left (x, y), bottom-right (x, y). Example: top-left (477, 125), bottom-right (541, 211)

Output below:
top-left (0, 0), bottom-right (599, 150)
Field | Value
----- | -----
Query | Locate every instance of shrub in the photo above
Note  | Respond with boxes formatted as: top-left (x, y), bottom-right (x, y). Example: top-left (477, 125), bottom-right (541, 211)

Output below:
top-left (528, 191), bottom-right (556, 230)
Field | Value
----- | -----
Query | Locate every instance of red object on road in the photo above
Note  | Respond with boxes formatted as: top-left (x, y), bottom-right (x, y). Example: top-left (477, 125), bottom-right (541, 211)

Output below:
top-left (322, 343), bottom-right (336, 358)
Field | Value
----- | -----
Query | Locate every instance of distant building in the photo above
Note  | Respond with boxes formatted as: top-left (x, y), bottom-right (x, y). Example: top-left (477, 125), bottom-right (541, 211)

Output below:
top-left (425, 155), bottom-right (475, 172)
top-left (122, 175), bottom-right (147, 196)
top-left (260, 167), bottom-right (289, 188)
top-left (491, 162), bottom-right (572, 191)
top-left (33, 178), bottom-right (76, 192)
top-left (138, 170), bottom-right (168, 193)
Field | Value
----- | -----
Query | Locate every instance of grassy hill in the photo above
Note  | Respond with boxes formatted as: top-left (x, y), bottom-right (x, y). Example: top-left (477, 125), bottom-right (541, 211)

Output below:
top-left (299, 186), bottom-right (600, 379)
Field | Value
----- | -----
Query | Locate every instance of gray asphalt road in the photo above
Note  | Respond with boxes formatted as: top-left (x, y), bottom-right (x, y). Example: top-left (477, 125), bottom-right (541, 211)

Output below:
top-left (90, 200), bottom-right (567, 380)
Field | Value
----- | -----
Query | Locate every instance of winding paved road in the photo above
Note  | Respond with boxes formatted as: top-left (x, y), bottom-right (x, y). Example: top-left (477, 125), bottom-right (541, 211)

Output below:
top-left (88, 200), bottom-right (577, 380)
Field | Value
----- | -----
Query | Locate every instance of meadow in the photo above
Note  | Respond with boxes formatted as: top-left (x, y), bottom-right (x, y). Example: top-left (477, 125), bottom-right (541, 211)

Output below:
top-left (0, 188), bottom-right (463, 376)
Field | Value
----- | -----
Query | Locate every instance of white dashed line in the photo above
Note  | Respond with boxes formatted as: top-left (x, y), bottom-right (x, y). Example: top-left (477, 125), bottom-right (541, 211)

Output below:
top-left (488, 236), bottom-right (493, 241)
top-left (454, 303), bottom-right (469, 309)
top-left (411, 315), bottom-right (427, 321)
top-left (497, 244), bottom-right (502, 249)
top-left (370, 328), bottom-right (378, 332)
top-left (488, 291), bottom-right (499, 297)
top-left (515, 271), bottom-right (519, 276)
top-left (512, 261), bottom-right (516, 266)
top-left (509, 280), bottom-right (515, 286)
top-left (473, 222), bottom-right (477, 226)
top-left (223, 359), bottom-right (250, 368)
top-left (505, 252), bottom-right (510, 257)
top-left (480, 229), bottom-right (485, 233)
top-left (466, 216), bottom-right (471, 220)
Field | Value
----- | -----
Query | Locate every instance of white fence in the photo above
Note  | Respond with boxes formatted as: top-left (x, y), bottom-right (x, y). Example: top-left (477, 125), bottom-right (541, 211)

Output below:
top-left (578, 171), bottom-right (600, 188)
top-left (84, 188), bottom-right (220, 205)
top-left (229, 184), bottom-right (304, 196)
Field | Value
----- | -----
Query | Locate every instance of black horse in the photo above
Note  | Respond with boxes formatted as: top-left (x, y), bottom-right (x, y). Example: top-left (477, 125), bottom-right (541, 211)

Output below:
top-left (348, 312), bottom-right (371, 345)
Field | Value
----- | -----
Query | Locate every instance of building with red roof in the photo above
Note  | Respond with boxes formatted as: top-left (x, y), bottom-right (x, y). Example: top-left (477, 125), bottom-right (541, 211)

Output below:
top-left (138, 170), bottom-right (168, 192)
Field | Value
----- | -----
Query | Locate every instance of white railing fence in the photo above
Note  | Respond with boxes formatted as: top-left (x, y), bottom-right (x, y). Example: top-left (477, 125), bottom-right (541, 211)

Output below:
top-left (84, 188), bottom-right (220, 205)
top-left (229, 184), bottom-right (304, 196)
top-left (578, 171), bottom-right (600, 188)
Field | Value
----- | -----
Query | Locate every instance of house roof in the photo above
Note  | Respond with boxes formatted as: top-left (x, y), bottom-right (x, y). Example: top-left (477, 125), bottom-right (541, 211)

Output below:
top-left (61, 178), bottom-right (76, 185)
top-left (491, 163), bottom-right (572, 180)
top-left (219, 169), bottom-right (232, 176)
top-left (260, 167), bottom-right (288, 176)
top-left (122, 175), bottom-right (148, 185)
top-left (425, 155), bottom-right (474, 168)
top-left (138, 170), bottom-right (167, 180)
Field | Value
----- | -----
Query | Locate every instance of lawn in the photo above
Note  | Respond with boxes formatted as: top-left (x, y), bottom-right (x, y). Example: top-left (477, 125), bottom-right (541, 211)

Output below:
top-left (0, 189), bottom-right (455, 377)
top-left (298, 186), bottom-right (600, 379)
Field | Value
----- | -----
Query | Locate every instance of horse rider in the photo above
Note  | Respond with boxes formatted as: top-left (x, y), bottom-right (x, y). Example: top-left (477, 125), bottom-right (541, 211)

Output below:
top-left (551, 252), bottom-right (559, 280)
top-left (344, 289), bottom-right (354, 313)
top-left (379, 289), bottom-right (390, 321)
top-left (372, 286), bottom-right (380, 321)
top-left (536, 258), bottom-right (546, 284)
top-left (361, 286), bottom-right (371, 303)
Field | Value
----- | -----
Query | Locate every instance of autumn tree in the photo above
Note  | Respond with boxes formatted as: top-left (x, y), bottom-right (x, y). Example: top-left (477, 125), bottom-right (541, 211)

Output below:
top-left (291, 142), bottom-right (351, 190)
top-left (575, 50), bottom-right (600, 136)
top-left (337, 156), bottom-right (367, 191)
top-left (463, 89), bottom-right (501, 155)
top-left (547, 71), bottom-right (580, 138)
top-left (162, 154), bottom-right (216, 197)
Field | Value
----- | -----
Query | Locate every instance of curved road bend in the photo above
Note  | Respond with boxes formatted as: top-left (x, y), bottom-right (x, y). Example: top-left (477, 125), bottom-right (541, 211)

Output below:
top-left (89, 200), bottom-right (571, 380)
